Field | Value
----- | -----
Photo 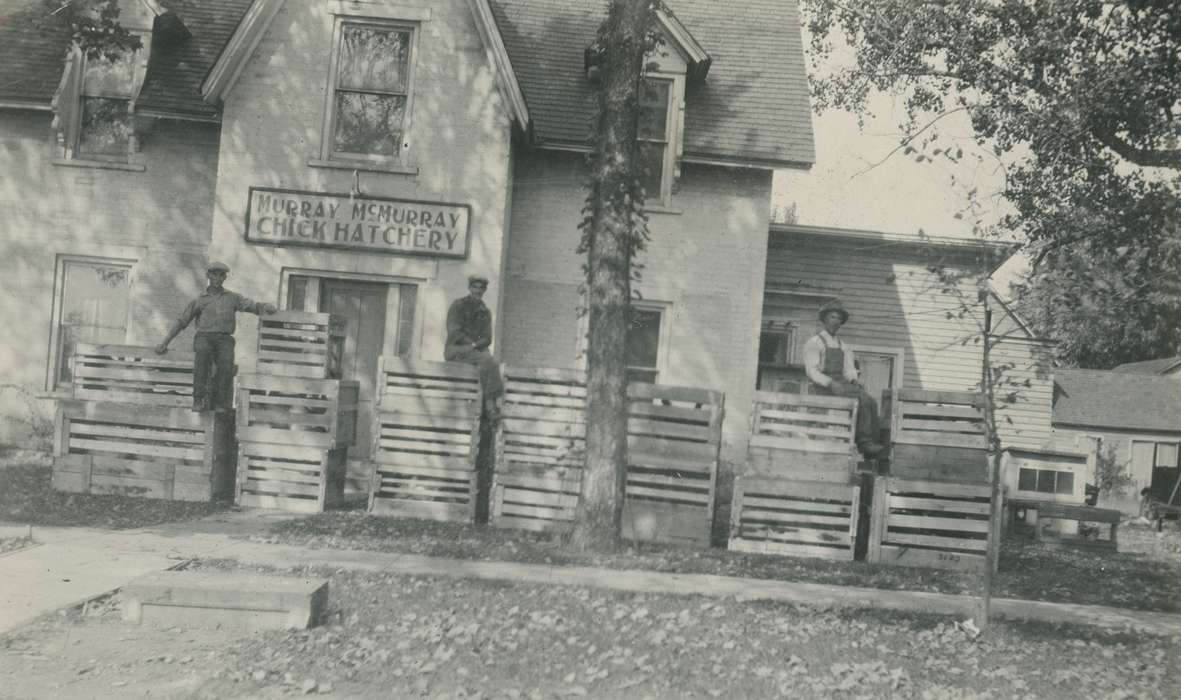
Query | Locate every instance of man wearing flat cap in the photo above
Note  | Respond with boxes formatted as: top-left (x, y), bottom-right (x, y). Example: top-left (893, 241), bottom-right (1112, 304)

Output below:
top-left (802, 299), bottom-right (885, 457)
top-left (156, 261), bottom-right (276, 412)
top-left (445, 274), bottom-right (504, 418)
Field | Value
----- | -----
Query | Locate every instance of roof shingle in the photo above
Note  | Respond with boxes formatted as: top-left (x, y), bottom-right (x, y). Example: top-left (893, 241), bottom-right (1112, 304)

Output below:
top-left (1053, 368), bottom-right (1181, 433)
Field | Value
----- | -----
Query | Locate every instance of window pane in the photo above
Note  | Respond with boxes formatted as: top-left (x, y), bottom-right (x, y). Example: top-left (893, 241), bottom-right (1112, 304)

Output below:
top-left (639, 142), bottom-right (665, 200)
top-left (287, 276), bottom-right (309, 311)
top-left (333, 92), bottom-right (405, 156)
top-left (78, 97), bottom-right (132, 156)
top-left (639, 79), bottom-right (670, 140)
top-left (1018, 468), bottom-right (1037, 492)
top-left (1155, 443), bottom-right (1179, 468)
top-left (84, 51), bottom-right (136, 96)
top-left (1035, 469), bottom-right (1056, 493)
top-left (338, 26), bottom-right (410, 93)
top-left (58, 262), bottom-right (131, 383)
top-left (626, 308), bottom-right (661, 372)
top-left (1056, 471), bottom-right (1075, 495)
top-left (396, 283), bottom-right (417, 356)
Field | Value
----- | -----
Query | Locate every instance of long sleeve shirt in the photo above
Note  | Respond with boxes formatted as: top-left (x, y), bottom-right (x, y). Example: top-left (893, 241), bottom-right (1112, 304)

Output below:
top-left (802, 330), bottom-right (858, 388)
top-left (169, 288), bottom-right (269, 336)
top-left (446, 295), bottom-right (492, 350)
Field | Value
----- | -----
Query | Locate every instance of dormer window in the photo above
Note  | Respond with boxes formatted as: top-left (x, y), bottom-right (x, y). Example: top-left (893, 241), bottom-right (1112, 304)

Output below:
top-left (639, 76), bottom-right (677, 205)
top-left (78, 48), bottom-right (140, 159)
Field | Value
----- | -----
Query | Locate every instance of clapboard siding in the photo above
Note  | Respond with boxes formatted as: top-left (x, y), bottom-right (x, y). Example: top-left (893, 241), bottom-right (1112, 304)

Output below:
top-left (765, 234), bottom-right (1054, 452)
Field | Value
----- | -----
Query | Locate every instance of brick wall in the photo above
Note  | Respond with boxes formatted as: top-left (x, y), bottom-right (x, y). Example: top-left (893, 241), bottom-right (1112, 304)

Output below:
top-left (206, 0), bottom-right (515, 367)
top-left (0, 109), bottom-right (220, 445)
top-left (501, 149), bottom-right (773, 458)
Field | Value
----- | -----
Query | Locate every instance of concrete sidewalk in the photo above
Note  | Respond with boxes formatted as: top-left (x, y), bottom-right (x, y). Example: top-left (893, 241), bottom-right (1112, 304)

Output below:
top-left (3, 511), bottom-right (1180, 638)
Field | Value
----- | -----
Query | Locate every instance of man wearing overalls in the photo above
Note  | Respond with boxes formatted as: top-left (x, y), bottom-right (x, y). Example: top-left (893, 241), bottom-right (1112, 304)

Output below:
top-left (802, 300), bottom-right (886, 458)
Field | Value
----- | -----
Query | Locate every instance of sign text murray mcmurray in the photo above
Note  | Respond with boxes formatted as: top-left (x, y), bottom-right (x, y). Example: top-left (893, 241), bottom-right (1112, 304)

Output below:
top-left (245, 187), bottom-right (471, 258)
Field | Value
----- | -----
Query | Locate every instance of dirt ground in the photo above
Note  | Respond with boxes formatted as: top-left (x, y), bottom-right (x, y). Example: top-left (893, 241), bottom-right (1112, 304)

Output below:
top-left (2, 562), bottom-right (1179, 700)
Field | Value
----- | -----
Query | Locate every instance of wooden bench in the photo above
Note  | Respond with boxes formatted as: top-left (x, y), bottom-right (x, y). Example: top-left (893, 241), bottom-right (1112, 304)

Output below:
top-left (1029, 502), bottom-right (1120, 551)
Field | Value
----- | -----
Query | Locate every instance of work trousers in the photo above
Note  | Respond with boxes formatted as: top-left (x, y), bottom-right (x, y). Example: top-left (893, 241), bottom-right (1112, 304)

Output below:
top-left (815, 381), bottom-right (881, 451)
top-left (444, 345), bottom-right (504, 400)
top-left (193, 333), bottom-right (235, 410)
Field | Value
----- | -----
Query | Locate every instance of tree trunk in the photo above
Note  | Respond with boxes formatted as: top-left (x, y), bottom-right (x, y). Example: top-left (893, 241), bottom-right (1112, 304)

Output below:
top-left (569, 0), bottom-right (655, 552)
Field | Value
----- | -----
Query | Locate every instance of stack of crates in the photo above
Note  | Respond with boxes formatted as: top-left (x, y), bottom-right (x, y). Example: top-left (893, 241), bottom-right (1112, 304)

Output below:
top-left (234, 311), bottom-right (358, 513)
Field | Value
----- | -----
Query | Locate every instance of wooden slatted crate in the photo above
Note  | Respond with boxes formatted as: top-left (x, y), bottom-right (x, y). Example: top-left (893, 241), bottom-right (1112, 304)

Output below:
top-left (728, 477), bottom-right (860, 560)
top-left (884, 389), bottom-right (988, 483)
top-left (867, 477), bottom-right (1000, 572)
top-left (236, 373), bottom-right (359, 448)
top-left (256, 311), bottom-right (346, 379)
top-left (369, 358), bottom-right (482, 522)
top-left (748, 391), bottom-right (858, 483)
top-left (71, 343), bottom-right (196, 407)
top-left (621, 383), bottom-right (724, 547)
top-left (491, 366), bottom-right (587, 532)
top-left (52, 400), bottom-right (236, 501)
top-left (236, 441), bottom-right (347, 513)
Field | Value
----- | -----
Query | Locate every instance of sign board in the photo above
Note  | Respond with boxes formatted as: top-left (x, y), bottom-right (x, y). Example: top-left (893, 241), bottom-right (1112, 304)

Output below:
top-left (245, 187), bottom-right (471, 258)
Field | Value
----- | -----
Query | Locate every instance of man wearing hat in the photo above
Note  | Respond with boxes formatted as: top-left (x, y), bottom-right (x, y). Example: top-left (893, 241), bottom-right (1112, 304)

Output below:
top-left (155, 262), bottom-right (277, 412)
top-left (445, 274), bottom-right (504, 418)
top-left (802, 300), bottom-right (885, 457)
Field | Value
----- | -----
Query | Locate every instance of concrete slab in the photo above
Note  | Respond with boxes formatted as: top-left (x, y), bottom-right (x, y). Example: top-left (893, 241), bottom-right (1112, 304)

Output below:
top-left (121, 570), bottom-right (328, 630)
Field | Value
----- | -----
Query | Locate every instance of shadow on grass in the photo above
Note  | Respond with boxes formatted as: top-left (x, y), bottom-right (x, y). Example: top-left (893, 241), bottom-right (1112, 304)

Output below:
top-left (0, 463), bottom-right (228, 530)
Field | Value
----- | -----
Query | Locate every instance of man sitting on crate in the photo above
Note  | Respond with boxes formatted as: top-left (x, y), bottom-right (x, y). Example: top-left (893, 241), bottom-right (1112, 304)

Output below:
top-left (802, 300), bottom-right (886, 458)
top-left (155, 261), bottom-right (277, 412)
top-left (445, 274), bottom-right (504, 420)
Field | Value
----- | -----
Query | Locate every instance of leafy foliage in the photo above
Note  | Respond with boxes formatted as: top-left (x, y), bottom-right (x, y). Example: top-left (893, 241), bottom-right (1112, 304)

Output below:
top-left (804, 0), bottom-right (1181, 367)
top-left (37, 0), bottom-right (142, 60)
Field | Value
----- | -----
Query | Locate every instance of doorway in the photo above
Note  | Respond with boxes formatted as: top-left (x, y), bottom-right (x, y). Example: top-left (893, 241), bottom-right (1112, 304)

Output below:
top-left (320, 280), bottom-right (388, 462)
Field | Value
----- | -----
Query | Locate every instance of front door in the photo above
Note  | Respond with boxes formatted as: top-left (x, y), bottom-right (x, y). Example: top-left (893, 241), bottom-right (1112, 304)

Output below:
top-left (320, 280), bottom-right (388, 461)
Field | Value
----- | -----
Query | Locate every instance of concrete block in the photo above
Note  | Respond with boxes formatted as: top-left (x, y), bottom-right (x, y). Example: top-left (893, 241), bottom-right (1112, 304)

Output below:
top-left (121, 571), bottom-right (329, 630)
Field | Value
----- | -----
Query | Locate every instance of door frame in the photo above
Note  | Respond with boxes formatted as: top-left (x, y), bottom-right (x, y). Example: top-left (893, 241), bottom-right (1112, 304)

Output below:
top-left (279, 267), bottom-right (424, 360)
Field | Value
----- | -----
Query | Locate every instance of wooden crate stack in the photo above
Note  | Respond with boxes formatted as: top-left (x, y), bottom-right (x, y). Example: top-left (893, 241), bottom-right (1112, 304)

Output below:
top-left (884, 389), bottom-right (989, 483)
top-left (368, 357), bottom-right (482, 522)
top-left (234, 311), bottom-right (356, 513)
top-left (868, 477), bottom-right (1000, 572)
top-left (490, 366), bottom-right (587, 532)
top-left (52, 343), bottom-right (235, 501)
top-left (622, 383), bottom-right (724, 547)
top-left (867, 388), bottom-right (1000, 572)
top-left (729, 391), bottom-right (861, 560)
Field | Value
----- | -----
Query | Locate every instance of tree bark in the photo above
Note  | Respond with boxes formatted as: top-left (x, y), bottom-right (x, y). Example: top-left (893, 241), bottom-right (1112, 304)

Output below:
top-left (569, 0), bottom-right (654, 553)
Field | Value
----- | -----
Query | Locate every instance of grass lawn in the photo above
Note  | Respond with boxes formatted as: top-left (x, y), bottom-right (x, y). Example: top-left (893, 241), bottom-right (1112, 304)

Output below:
top-left (6, 562), bottom-right (1175, 698)
top-left (264, 511), bottom-right (1181, 613)
top-left (0, 462), bottom-right (228, 530)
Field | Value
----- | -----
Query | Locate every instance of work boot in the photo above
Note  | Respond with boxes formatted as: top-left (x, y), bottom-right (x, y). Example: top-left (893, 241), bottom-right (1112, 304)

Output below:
top-left (857, 442), bottom-right (887, 458)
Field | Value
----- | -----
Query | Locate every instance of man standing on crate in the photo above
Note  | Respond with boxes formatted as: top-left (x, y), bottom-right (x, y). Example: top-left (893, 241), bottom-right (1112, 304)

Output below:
top-left (802, 300), bottom-right (886, 458)
top-left (445, 274), bottom-right (504, 420)
top-left (155, 262), bottom-right (277, 412)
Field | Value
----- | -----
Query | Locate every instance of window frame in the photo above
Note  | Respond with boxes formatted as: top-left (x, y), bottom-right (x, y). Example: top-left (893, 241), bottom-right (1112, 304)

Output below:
top-left (625, 302), bottom-right (671, 385)
top-left (55, 34), bottom-right (150, 167)
top-left (319, 18), bottom-right (420, 167)
top-left (46, 255), bottom-right (135, 392)
top-left (638, 72), bottom-right (683, 208)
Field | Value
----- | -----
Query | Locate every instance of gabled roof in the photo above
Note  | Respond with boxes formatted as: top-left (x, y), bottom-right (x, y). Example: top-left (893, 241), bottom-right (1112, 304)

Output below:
top-left (770, 223), bottom-right (1016, 272)
top-left (0, 0), bottom-right (253, 119)
top-left (1112, 357), bottom-right (1181, 376)
top-left (1053, 368), bottom-right (1181, 434)
top-left (488, 0), bottom-right (815, 168)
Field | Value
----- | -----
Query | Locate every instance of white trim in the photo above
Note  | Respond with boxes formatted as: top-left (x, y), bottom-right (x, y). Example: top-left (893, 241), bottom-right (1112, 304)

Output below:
top-left (202, 0), bottom-right (287, 104)
top-left (654, 9), bottom-right (709, 69)
top-left (848, 343), bottom-right (906, 391)
top-left (0, 100), bottom-right (52, 111)
top-left (464, 0), bottom-right (530, 130)
top-left (135, 109), bottom-right (221, 123)
top-left (327, 1), bottom-right (431, 20)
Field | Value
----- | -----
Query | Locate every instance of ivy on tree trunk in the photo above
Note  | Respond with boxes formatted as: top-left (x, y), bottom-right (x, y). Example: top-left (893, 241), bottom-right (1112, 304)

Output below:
top-left (570, 0), bottom-right (660, 553)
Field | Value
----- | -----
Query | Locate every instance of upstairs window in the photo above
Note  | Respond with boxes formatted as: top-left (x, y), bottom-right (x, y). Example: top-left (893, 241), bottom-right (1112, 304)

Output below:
top-left (324, 22), bottom-right (415, 163)
top-left (77, 48), bottom-right (139, 159)
top-left (639, 77), bottom-right (676, 205)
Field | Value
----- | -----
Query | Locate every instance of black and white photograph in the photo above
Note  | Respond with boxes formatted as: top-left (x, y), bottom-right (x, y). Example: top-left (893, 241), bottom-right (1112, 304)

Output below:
top-left (1, 0), bottom-right (1179, 697)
